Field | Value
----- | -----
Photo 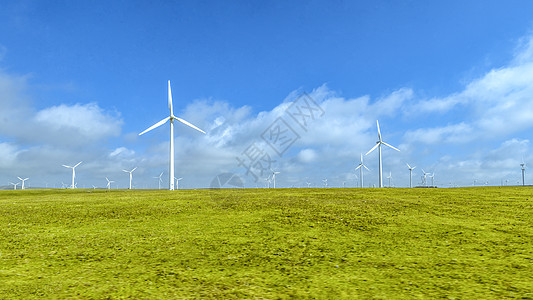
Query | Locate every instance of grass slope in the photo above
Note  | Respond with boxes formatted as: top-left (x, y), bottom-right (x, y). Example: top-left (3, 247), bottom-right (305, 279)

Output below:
top-left (0, 187), bottom-right (532, 299)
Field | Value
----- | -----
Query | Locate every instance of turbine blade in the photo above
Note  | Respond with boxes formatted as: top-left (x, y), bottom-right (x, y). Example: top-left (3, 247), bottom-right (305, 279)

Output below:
top-left (365, 143), bottom-right (379, 155)
top-left (376, 120), bottom-right (381, 141)
top-left (355, 165), bottom-right (361, 170)
top-left (168, 80), bottom-right (173, 116)
top-left (139, 117), bottom-right (170, 135)
top-left (382, 141), bottom-right (400, 152)
top-left (364, 165), bottom-right (370, 171)
top-left (123, 170), bottom-right (129, 173)
top-left (132, 167), bottom-right (137, 172)
top-left (17, 176), bottom-right (22, 180)
top-left (74, 161), bottom-right (82, 168)
top-left (62, 165), bottom-right (71, 168)
top-left (406, 163), bottom-right (411, 169)
top-left (175, 117), bottom-right (206, 134)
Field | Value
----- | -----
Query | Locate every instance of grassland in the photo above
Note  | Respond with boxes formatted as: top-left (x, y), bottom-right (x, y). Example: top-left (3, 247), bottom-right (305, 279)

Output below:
top-left (0, 187), bottom-right (532, 299)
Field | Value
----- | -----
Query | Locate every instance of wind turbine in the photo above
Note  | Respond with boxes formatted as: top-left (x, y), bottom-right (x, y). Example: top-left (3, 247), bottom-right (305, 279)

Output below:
top-left (271, 169), bottom-right (280, 188)
top-left (429, 172), bottom-right (435, 187)
top-left (306, 181), bottom-right (311, 188)
top-left (154, 172), bottom-right (164, 189)
top-left (406, 163), bottom-right (416, 188)
top-left (175, 177), bottom-right (183, 190)
top-left (17, 177), bottom-right (29, 190)
top-left (265, 177), bottom-right (271, 188)
top-left (421, 169), bottom-right (431, 187)
top-left (355, 153), bottom-right (370, 188)
top-left (9, 182), bottom-right (19, 190)
top-left (139, 80), bottom-right (206, 191)
top-left (521, 160), bottom-right (526, 186)
top-left (62, 161), bottom-right (82, 189)
top-left (105, 177), bottom-right (114, 190)
top-left (322, 178), bottom-right (328, 187)
top-left (386, 171), bottom-right (392, 187)
top-left (123, 167), bottom-right (137, 189)
top-left (366, 120), bottom-right (400, 188)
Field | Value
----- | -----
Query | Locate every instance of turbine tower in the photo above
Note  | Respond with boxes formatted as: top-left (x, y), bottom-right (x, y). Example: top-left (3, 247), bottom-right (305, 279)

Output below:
top-left (123, 167), bottom-right (137, 189)
top-left (17, 177), bottom-right (29, 190)
top-left (355, 153), bottom-right (370, 188)
top-left (521, 161), bottom-right (526, 186)
top-left (62, 161), bottom-right (82, 189)
top-left (406, 163), bottom-right (416, 188)
top-left (366, 120), bottom-right (400, 188)
top-left (139, 81), bottom-right (206, 191)
top-left (271, 169), bottom-right (280, 188)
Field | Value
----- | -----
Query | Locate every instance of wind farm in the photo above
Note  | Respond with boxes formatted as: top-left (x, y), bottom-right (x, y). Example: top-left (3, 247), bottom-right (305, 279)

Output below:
top-left (2, 2), bottom-right (533, 298)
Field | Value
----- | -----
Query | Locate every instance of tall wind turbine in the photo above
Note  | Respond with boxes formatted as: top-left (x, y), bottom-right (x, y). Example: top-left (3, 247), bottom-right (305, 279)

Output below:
top-left (322, 178), bottom-right (328, 187)
top-left (271, 169), bottom-right (280, 188)
top-left (139, 81), bottom-right (206, 191)
top-left (407, 163), bottom-right (416, 188)
top-left (355, 153), bottom-right (370, 188)
top-left (175, 177), bottom-right (183, 190)
top-left (521, 160), bottom-right (526, 186)
top-left (123, 167), bottom-right (137, 189)
top-left (105, 177), bottom-right (114, 190)
top-left (154, 172), bottom-right (164, 189)
top-left (429, 172), bottom-right (435, 187)
top-left (17, 177), bottom-right (29, 190)
top-left (9, 182), bottom-right (19, 190)
top-left (62, 161), bottom-right (82, 189)
top-left (366, 120), bottom-right (400, 188)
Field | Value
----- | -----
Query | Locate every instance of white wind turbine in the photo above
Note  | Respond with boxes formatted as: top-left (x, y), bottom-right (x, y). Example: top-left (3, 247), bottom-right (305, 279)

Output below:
top-left (355, 153), bottom-right (370, 188)
top-left (62, 161), bottom-right (82, 189)
top-left (139, 81), bottom-right (206, 191)
top-left (175, 177), bottom-right (183, 190)
top-left (407, 163), bottom-right (416, 188)
top-left (366, 120), bottom-right (400, 188)
top-left (521, 160), bottom-right (526, 186)
top-left (421, 169), bottom-right (431, 187)
top-left (429, 172), bottom-right (435, 187)
top-left (306, 181), bottom-right (311, 188)
top-left (105, 177), bottom-right (114, 190)
top-left (123, 167), bottom-right (137, 189)
top-left (154, 172), bottom-right (164, 189)
top-left (265, 177), bottom-right (271, 188)
top-left (9, 182), bottom-right (20, 190)
top-left (322, 178), bottom-right (328, 187)
top-left (17, 177), bottom-right (29, 190)
top-left (386, 171), bottom-right (392, 187)
top-left (271, 169), bottom-right (280, 188)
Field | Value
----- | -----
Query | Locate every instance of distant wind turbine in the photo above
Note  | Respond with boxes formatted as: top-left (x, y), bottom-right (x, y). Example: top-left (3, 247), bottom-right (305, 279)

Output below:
top-left (306, 181), bottom-right (311, 188)
top-left (175, 177), bottom-right (183, 190)
top-left (521, 160), bottom-right (526, 186)
top-left (355, 153), bottom-right (370, 188)
top-left (9, 182), bottom-right (20, 190)
top-left (139, 81), bottom-right (206, 191)
top-left (386, 171), bottom-right (392, 187)
top-left (429, 172), bottom-right (435, 187)
top-left (407, 163), bottom-right (416, 188)
top-left (421, 169), bottom-right (430, 187)
top-left (271, 169), bottom-right (280, 188)
top-left (154, 172), bottom-right (164, 189)
top-left (366, 120), bottom-right (400, 188)
top-left (17, 177), bottom-right (29, 190)
top-left (123, 167), bottom-right (137, 189)
top-left (322, 178), bottom-right (328, 187)
top-left (105, 177), bottom-right (114, 190)
top-left (265, 177), bottom-right (271, 188)
top-left (62, 161), bottom-right (82, 189)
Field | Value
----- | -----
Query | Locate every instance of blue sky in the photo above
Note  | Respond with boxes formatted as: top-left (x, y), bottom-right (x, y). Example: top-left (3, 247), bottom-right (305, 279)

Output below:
top-left (1, 1), bottom-right (533, 188)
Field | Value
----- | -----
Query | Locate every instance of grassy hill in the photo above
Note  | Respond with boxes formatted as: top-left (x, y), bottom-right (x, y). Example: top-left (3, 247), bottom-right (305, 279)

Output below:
top-left (0, 187), bottom-right (532, 299)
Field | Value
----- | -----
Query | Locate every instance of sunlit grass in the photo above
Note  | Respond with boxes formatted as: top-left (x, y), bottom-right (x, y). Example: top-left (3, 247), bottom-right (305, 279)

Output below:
top-left (0, 187), bottom-right (532, 298)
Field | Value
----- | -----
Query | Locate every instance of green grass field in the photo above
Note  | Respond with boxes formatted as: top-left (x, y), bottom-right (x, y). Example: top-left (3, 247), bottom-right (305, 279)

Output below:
top-left (0, 187), bottom-right (532, 299)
